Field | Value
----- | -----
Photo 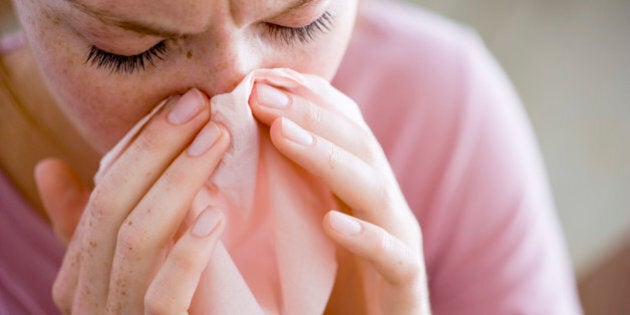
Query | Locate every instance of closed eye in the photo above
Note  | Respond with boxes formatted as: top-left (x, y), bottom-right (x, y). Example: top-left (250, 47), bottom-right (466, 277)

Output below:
top-left (266, 11), bottom-right (333, 45)
top-left (84, 11), bottom-right (333, 74)
top-left (85, 41), bottom-right (168, 74)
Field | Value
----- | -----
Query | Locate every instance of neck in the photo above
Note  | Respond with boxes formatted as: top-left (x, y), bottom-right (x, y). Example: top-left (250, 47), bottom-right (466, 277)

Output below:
top-left (0, 44), bottom-right (99, 220)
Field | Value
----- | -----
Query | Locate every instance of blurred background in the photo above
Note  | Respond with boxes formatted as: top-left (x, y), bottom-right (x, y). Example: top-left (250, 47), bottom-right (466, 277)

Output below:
top-left (2, 0), bottom-right (629, 313)
top-left (406, 0), bottom-right (630, 313)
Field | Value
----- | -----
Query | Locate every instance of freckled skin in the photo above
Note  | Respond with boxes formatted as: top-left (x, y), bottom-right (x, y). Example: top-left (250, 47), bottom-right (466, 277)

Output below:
top-left (11, 0), bottom-right (359, 155)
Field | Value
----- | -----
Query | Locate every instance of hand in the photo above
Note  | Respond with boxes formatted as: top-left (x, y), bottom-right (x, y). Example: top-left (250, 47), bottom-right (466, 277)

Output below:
top-left (249, 71), bottom-right (431, 314)
top-left (35, 89), bottom-right (231, 314)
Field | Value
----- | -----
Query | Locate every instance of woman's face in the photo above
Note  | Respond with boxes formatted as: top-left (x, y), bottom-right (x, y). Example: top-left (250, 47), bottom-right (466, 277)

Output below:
top-left (13, 0), bottom-right (358, 154)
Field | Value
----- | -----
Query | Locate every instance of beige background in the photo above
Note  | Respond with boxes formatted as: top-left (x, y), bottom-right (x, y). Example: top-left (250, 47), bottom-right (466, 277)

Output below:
top-left (407, 0), bottom-right (630, 273)
top-left (2, 0), bottom-right (629, 274)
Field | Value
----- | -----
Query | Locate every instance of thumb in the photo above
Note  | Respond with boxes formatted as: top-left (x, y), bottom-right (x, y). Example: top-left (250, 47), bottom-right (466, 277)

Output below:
top-left (34, 158), bottom-right (90, 245)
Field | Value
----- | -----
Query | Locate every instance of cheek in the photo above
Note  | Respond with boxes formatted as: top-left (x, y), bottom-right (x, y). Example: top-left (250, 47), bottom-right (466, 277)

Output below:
top-left (22, 10), bottom-right (185, 154)
top-left (36, 48), bottom-right (157, 154)
top-left (269, 4), bottom-right (358, 80)
top-left (274, 41), bottom-right (344, 80)
top-left (15, 4), bottom-right (157, 153)
top-left (316, 1), bottom-right (358, 78)
top-left (46, 68), bottom-right (158, 153)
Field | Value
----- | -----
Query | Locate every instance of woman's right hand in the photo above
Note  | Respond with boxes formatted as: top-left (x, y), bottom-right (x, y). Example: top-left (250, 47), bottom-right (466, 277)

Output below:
top-left (35, 89), bottom-right (231, 314)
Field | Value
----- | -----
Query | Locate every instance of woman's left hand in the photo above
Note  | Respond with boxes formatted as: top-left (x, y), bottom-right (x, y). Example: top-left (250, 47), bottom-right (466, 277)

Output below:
top-left (249, 70), bottom-right (431, 314)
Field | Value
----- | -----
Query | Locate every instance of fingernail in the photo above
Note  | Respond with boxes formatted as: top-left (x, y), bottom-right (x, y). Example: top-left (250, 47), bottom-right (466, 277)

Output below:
top-left (256, 83), bottom-right (290, 109)
top-left (187, 122), bottom-right (222, 157)
top-left (329, 211), bottom-right (362, 236)
top-left (167, 89), bottom-right (205, 125)
top-left (191, 208), bottom-right (223, 238)
top-left (281, 118), bottom-right (313, 146)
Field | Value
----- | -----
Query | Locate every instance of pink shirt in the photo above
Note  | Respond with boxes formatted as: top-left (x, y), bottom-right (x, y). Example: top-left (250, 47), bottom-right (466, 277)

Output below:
top-left (0, 1), bottom-right (581, 313)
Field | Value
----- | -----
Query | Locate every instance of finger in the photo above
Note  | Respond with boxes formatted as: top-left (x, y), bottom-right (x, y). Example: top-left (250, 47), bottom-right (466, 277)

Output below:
top-left (144, 207), bottom-right (224, 315)
top-left (269, 117), bottom-right (398, 222)
top-left (51, 240), bottom-right (82, 314)
top-left (323, 211), bottom-right (422, 286)
top-left (76, 89), bottom-right (211, 312)
top-left (258, 68), bottom-right (366, 122)
top-left (106, 122), bottom-right (230, 313)
top-left (52, 208), bottom-right (99, 314)
top-left (34, 158), bottom-right (89, 244)
top-left (35, 158), bottom-right (90, 313)
top-left (250, 83), bottom-right (380, 163)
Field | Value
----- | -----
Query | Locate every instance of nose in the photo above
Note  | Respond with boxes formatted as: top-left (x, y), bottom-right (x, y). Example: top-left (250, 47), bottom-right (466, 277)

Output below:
top-left (184, 28), bottom-right (262, 98)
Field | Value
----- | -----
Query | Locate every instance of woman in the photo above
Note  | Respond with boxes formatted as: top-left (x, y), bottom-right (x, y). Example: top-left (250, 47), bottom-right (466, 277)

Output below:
top-left (0, 0), bottom-right (582, 313)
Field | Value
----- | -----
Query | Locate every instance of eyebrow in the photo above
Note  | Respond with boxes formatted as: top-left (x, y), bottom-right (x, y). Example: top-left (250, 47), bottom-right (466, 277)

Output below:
top-left (66, 0), bottom-right (316, 38)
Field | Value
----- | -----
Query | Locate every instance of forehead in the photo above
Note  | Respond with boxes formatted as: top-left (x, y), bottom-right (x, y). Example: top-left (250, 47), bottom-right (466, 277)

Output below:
top-left (68, 0), bottom-right (303, 32)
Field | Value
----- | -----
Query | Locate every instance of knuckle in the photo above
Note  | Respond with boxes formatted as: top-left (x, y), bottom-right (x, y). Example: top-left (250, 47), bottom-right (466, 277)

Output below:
top-left (86, 186), bottom-right (123, 229)
top-left (105, 299), bottom-right (122, 315)
top-left (339, 94), bottom-right (364, 120)
top-left (301, 72), bottom-right (327, 88)
top-left (374, 229), bottom-right (423, 285)
top-left (373, 227), bottom-right (394, 256)
top-left (309, 73), bottom-right (329, 86)
top-left (396, 249), bottom-right (423, 285)
top-left (163, 168), bottom-right (188, 189)
top-left (86, 188), bottom-right (109, 220)
top-left (352, 128), bottom-right (382, 163)
top-left (304, 103), bottom-right (325, 127)
top-left (406, 254), bottom-right (423, 278)
top-left (346, 97), bottom-right (360, 111)
top-left (343, 97), bottom-right (363, 117)
top-left (52, 278), bottom-right (73, 314)
top-left (135, 129), bottom-right (164, 154)
top-left (363, 132), bottom-right (384, 161)
top-left (374, 179), bottom-right (395, 210)
top-left (326, 144), bottom-right (343, 170)
top-left (116, 223), bottom-right (148, 259)
top-left (171, 249), bottom-right (202, 273)
top-left (145, 287), bottom-right (177, 315)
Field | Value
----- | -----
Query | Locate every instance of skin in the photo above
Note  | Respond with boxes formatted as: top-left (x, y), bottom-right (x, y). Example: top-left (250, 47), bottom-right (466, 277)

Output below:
top-left (13, 0), bottom-right (356, 153)
top-left (7, 0), bottom-right (431, 313)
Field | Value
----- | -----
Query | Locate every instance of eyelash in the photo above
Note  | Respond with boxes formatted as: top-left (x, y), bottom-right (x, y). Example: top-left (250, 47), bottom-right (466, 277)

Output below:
top-left (267, 11), bottom-right (333, 45)
top-left (86, 11), bottom-right (333, 74)
top-left (86, 41), bottom-right (167, 74)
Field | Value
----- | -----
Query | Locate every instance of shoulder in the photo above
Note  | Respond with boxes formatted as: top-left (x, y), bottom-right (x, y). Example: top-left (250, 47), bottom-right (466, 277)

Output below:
top-left (336, 0), bottom-right (544, 190)
top-left (335, 0), bottom-right (530, 201)
top-left (335, 0), bottom-right (504, 149)
top-left (351, 0), bottom-right (475, 61)
top-left (336, 3), bottom-right (582, 313)
top-left (335, 0), bottom-right (480, 99)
